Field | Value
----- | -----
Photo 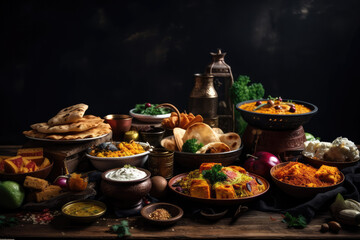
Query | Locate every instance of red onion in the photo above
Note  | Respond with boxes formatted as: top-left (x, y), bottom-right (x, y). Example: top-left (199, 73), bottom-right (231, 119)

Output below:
top-left (53, 176), bottom-right (68, 189)
top-left (243, 151), bottom-right (280, 179)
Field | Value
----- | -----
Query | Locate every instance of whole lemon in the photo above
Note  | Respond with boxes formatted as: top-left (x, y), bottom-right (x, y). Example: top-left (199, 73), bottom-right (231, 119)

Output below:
top-left (0, 181), bottom-right (25, 209)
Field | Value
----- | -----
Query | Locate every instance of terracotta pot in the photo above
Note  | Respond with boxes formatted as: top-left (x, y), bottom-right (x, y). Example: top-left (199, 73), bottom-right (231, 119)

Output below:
top-left (242, 125), bottom-right (306, 160)
top-left (100, 167), bottom-right (151, 208)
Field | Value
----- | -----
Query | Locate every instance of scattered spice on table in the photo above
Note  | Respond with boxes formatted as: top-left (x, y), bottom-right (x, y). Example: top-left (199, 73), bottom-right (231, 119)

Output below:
top-left (17, 209), bottom-right (60, 225)
top-left (149, 208), bottom-right (172, 220)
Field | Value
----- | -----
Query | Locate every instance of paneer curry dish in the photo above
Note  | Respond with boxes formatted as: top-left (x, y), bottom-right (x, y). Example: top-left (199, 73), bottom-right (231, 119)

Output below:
top-left (173, 163), bottom-right (267, 199)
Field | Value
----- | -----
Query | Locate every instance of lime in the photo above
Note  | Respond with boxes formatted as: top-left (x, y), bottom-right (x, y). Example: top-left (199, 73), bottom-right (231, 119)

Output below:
top-left (0, 181), bottom-right (25, 209)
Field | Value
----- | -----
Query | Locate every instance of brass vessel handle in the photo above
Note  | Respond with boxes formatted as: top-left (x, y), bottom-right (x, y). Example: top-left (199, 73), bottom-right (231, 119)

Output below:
top-left (156, 103), bottom-right (181, 127)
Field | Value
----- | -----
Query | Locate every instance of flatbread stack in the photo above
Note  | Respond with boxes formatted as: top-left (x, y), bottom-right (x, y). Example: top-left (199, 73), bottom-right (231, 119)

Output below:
top-left (161, 122), bottom-right (241, 153)
top-left (23, 104), bottom-right (112, 140)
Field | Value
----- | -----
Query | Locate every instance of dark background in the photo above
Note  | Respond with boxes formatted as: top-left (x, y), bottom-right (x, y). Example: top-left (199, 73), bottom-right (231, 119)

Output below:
top-left (1, 0), bottom-right (359, 145)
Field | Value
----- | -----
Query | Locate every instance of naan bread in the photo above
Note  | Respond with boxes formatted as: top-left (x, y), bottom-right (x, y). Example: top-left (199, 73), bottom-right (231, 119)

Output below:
top-left (48, 103), bottom-right (88, 126)
top-left (23, 130), bottom-right (48, 139)
top-left (160, 136), bottom-right (178, 151)
top-left (182, 123), bottom-right (220, 146)
top-left (31, 115), bottom-right (103, 133)
top-left (46, 123), bottom-right (111, 140)
top-left (218, 132), bottom-right (241, 150)
top-left (173, 128), bottom-right (186, 151)
top-left (23, 123), bottom-right (111, 140)
top-left (212, 128), bottom-right (224, 135)
top-left (196, 142), bottom-right (231, 154)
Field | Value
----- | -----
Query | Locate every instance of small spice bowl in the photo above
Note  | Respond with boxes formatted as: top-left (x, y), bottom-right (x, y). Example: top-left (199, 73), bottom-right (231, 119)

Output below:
top-left (141, 202), bottom-right (183, 226)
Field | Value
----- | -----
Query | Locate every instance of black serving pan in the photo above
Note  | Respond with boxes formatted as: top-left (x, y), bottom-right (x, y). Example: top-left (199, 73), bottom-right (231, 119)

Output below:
top-left (236, 99), bottom-right (318, 130)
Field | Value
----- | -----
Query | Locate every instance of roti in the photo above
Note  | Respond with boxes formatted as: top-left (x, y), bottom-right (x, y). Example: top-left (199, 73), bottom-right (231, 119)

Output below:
top-left (212, 128), bottom-right (224, 135)
top-left (182, 122), bottom-right (220, 146)
top-left (196, 142), bottom-right (231, 154)
top-left (160, 136), bottom-right (178, 151)
top-left (31, 115), bottom-right (103, 133)
top-left (48, 103), bottom-right (88, 126)
top-left (173, 128), bottom-right (186, 151)
top-left (23, 123), bottom-right (111, 140)
top-left (218, 132), bottom-right (241, 150)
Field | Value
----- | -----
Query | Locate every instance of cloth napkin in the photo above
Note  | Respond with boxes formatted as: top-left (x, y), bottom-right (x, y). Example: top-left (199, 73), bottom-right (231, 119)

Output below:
top-left (249, 162), bottom-right (360, 222)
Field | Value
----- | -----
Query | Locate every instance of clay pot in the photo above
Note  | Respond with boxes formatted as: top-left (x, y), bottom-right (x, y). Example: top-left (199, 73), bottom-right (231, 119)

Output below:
top-left (242, 125), bottom-right (306, 160)
top-left (101, 167), bottom-right (152, 208)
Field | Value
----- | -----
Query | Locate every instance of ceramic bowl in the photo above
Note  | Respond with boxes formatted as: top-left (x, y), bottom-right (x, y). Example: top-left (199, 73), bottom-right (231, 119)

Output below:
top-left (301, 154), bottom-right (359, 170)
top-left (61, 199), bottom-right (107, 223)
top-left (129, 109), bottom-right (171, 123)
top-left (86, 142), bottom-right (150, 171)
top-left (0, 159), bottom-right (53, 183)
top-left (236, 99), bottom-right (318, 130)
top-left (270, 162), bottom-right (345, 198)
top-left (101, 167), bottom-right (152, 208)
top-left (141, 202), bottom-right (183, 226)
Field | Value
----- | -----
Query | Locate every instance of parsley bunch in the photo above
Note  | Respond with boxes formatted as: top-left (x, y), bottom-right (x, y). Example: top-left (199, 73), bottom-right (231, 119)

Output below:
top-left (230, 75), bottom-right (265, 135)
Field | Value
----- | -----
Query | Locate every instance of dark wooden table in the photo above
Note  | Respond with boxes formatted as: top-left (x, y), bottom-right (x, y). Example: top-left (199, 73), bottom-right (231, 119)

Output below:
top-left (1, 209), bottom-right (359, 239)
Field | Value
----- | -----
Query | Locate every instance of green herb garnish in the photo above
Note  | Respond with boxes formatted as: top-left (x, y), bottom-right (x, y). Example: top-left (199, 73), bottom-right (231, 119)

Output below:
top-left (124, 164), bottom-right (135, 169)
top-left (282, 212), bottom-right (307, 228)
top-left (230, 75), bottom-right (265, 135)
top-left (253, 103), bottom-right (267, 111)
top-left (134, 103), bottom-right (171, 115)
top-left (202, 165), bottom-right (227, 184)
top-left (0, 215), bottom-right (18, 228)
top-left (111, 220), bottom-right (131, 237)
top-left (182, 139), bottom-right (204, 153)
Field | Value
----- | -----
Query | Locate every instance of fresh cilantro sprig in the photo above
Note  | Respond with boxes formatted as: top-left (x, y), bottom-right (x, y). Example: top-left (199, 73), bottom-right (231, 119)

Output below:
top-left (0, 215), bottom-right (18, 228)
top-left (202, 165), bottom-right (227, 184)
top-left (282, 212), bottom-right (307, 228)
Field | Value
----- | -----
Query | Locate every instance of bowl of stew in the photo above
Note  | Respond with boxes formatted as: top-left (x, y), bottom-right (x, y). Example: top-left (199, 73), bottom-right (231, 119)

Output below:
top-left (61, 199), bottom-right (107, 223)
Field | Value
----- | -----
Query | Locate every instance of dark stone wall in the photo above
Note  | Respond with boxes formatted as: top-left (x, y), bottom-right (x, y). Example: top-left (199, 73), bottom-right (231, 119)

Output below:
top-left (1, 0), bottom-right (359, 144)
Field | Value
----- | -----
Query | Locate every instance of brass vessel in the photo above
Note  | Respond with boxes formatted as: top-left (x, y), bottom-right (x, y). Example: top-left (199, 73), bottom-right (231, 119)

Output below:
top-left (188, 73), bottom-right (218, 124)
top-left (205, 49), bottom-right (234, 132)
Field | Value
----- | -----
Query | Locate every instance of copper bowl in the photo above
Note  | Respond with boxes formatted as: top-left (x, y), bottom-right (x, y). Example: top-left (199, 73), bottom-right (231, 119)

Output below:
top-left (141, 202), bottom-right (183, 226)
top-left (236, 99), bottom-right (318, 130)
top-left (0, 159), bottom-right (54, 183)
top-left (270, 162), bottom-right (345, 198)
top-left (104, 114), bottom-right (133, 140)
top-left (100, 167), bottom-right (152, 208)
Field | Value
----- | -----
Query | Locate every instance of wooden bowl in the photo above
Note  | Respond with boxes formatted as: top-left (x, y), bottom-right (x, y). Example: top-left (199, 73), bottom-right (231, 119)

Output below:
top-left (141, 202), bottom-right (183, 226)
top-left (61, 199), bottom-right (107, 223)
top-left (270, 162), bottom-right (345, 198)
top-left (0, 160), bottom-right (53, 183)
top-left (302, 155), bottom-right (359, 170)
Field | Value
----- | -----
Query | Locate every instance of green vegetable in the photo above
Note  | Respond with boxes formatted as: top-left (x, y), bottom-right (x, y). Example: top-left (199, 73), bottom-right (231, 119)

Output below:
top-left (0, 181), bottom-right (25, 210)
top-left (230, 75), bottom-right (265, 135)
top-left (253, 103), bottom-right (267, 111)
top-left (111, 220), bottom-right (131, 237)
top-left (134, 103), bottom-right (171, 115)
top-left (202, 164), bottom-right (227, 184)
top-left (305, 132), bottom-right (321, 141)
top-left (0, 215), bottom-right (18, 228)
top-left (182, 139), bottom-right (204, 153)
top-left (282, 212), bottom-right (307, 228)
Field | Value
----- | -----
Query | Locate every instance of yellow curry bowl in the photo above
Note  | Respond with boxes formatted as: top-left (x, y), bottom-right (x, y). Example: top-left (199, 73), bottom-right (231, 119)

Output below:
top-left (61, 199), bottom-right (107, 223)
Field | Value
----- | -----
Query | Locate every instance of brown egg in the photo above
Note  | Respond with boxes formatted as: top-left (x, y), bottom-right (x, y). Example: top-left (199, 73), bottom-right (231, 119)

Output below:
top-left (150, 176), bottom-right (168, 199)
